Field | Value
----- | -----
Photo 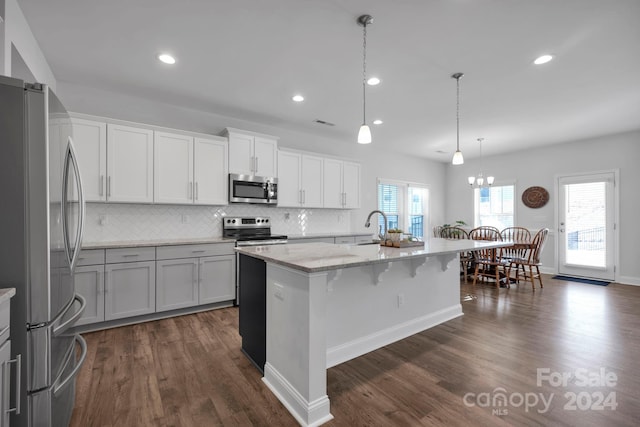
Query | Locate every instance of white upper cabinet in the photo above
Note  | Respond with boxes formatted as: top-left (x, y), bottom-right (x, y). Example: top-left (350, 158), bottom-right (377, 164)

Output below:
top-left (225, 128), bottom-right (278, 177)
top-left (342, 161), bottom-right (361, 209)
top-left (301, 154), bottom-right (324, 208)
top-left (277, 152), bottom-right (323, 208)
top-left (154, 131), bottom-right (194, 204)
top-left (107, 124), bottom-right (154, 203)
top-left (71, 118), bottom-right (107, 202)
top-left (194, 137), bottom-right (228, 205)
top-left (277, 151), bottom-right (302, 207)
top-left (323, 158), bottom-right (360, 209)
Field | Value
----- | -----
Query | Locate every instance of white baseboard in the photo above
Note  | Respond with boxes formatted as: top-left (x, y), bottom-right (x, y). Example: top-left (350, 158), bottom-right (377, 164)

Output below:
top-left (617, 276), bottom-right (640, 286)
top-left (263, 363), bottom-right (333, 427)
top-left (326, 304), bottom-right (463, 369)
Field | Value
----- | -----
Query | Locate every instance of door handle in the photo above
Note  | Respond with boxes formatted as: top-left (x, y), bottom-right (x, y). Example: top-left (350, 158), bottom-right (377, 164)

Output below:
top-left (5, 354), bottom-right (21, 415)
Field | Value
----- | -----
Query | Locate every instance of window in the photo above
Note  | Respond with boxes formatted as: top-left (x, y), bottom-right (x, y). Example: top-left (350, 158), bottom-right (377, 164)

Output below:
top-left (474, 184), bottom-right (515, 229)
top-left (377, 180), bottom-right (428, 238)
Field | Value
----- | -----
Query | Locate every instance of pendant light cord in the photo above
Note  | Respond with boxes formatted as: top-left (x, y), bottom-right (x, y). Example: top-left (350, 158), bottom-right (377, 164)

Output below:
top-left (456, 77), bottom-right (460, 151)
top-left (362, 23), bottom-right (367, 124)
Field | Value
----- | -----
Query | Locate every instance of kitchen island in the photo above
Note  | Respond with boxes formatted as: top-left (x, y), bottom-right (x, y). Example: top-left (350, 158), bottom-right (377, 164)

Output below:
top-left (236, 238), bottom-right (509, 426)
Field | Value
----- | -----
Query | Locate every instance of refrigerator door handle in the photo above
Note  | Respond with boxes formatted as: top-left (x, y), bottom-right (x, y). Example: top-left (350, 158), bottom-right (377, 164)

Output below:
top-left (52, 335), bottom-right (87, 397)
top-left (4, 354), bottom-right (21, 416)
top-left (66, 137), bottom-right (86, 272)
top-left (53, 294), bottom-right (86, 336)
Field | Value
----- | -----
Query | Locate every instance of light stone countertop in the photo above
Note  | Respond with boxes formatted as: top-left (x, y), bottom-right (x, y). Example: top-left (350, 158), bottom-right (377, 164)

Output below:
top-left (0, 288), bottom-right (16, 304)
top-left (286, 232), bottom-right (374, 240)
top-left (82, 237), bottom-right (235, 250)
top-left (236, 238), bottom-right (512, 273)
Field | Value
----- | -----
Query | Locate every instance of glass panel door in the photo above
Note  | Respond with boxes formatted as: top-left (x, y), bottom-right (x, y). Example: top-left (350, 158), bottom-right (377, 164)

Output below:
top-left (558, 173), bottom-right (615, 280)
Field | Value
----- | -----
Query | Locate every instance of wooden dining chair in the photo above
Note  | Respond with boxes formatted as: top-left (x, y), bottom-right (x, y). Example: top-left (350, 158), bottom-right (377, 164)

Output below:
top-left (440, 227), bottom-right (472, 282)
top-left (432, 225), bottom-right (444, 238)
top-left (507, 228), bottom-right (549, 290)
top-left (500, 227), bottom-right (532, 282)
top-left (469, 227), bottom-right (505, 288)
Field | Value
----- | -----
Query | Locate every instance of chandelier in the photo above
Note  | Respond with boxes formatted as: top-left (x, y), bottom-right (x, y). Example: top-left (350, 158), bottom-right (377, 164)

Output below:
top-left (468, 138), bottom-right (494, 187)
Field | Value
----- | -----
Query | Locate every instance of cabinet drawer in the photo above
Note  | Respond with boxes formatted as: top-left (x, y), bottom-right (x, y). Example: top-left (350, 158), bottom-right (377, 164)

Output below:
top-left (354, 235), bottom-right (374, 244)
top-left (288, 237), bottom-right (334, 244)
top-left (106, 247), bottom-right (155, 263)
top-left (0, 299), bottom-right (9, 344)
top-left (76, 249), bottom-right (105, 266)
top-left (156, 243), bottom-right (235, 260)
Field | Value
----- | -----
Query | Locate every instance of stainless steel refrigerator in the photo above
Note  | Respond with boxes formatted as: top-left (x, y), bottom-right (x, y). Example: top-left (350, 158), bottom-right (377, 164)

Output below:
top-left (0, 75), bottom-right (87, 426)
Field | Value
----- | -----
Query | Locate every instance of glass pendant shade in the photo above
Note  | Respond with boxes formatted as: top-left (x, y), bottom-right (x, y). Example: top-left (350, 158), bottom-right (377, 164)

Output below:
top-left (487, 176), bottom-right (495, 185)
top-left (452, 150), bottom-right (464, 165)
top-left (477, 177), bottom-right (484, 186)
top-left (468, 176), bottom-right (475, 186)
top-left (357, 124), bottom-right (372, 144)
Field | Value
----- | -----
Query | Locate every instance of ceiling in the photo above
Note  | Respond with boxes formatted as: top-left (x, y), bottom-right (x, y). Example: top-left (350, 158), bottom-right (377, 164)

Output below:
top-left (18, 0), bottom-right (640, 162)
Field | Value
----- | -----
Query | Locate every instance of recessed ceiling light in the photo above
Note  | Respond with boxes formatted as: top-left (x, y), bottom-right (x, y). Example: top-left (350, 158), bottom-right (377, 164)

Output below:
top-left (158, 53), bottom-right (176, 65)
top-left (367, 77), bottom-right (381, 86)
top-left (533, 54), bottom-right (553, 65)
top-left (373, 119), bottom-right (383, 125)
top-left (292, 94), bottom-right (304, 102)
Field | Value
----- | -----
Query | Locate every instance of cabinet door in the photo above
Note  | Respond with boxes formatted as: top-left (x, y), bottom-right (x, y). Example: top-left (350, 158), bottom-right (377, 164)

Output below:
top-left (156, 258), bottom-right (199, 312)
top-left (277, 151), bottom-right (301, 207)
top-left (107, 124), bottom-right (154, 202)
top-left (0, 339), bottom-right (10, 427)
top-left (74, 265), bottom-right (105, 325)
top-left (323, 158), bottom-right (343, 208)
top-left (71, 118), bottom-right (107, 201)
top-left (228, 133), bottom-right (254, 175)
top-left (154, 131), bottom-right (194, 204)
top-left (253, 136), bottom-right (277, 177)
top-left (194, 137), bottom-right (228, 205)
top-left (301, 154), bottom-right (323, 208)
top-left (199, 255), bottom-right (236, 304)
top-left (342, 161), bottom-right (361, 209)
top-left (104, 261), bottom-right (156, 320)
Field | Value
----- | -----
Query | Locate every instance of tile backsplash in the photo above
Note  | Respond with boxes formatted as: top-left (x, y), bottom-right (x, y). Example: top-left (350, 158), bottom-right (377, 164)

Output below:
top-left (83, 203), bottom-right (352, 243)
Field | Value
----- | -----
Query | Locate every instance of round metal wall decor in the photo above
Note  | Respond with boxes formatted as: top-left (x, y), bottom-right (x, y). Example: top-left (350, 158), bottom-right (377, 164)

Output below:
top-left (522, 186), bottom-right (549, 208)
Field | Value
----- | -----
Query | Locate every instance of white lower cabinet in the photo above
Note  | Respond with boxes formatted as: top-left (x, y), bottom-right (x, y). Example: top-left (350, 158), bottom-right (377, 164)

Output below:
top-left (104, 261), bottom-right (156, 321)
top-left (74, 243), bottom-right (235, 327)
top-left (156, 258), bottom-right (199, 312)
top-left (199, 255), bottom-right (236, 304)
top-left (74, 264), bottom-right (105, 325)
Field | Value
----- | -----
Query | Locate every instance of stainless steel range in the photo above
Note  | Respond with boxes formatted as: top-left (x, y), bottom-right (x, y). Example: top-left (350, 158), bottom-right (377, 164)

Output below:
top-left (223, 217), bottom-right (287, 246)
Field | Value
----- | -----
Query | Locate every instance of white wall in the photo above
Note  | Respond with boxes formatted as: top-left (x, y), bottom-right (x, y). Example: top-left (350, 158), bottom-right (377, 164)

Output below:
top-left (445, 130), bottom-right (640, 285)
top-left (2, 0), bottom-right (55, 87)
top-left (59, 81), bottom-right (446, 239)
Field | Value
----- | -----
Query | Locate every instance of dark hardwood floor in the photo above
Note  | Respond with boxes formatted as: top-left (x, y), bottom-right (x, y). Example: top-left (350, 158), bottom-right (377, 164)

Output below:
top-left (71, 276), bottom-right (640, 426)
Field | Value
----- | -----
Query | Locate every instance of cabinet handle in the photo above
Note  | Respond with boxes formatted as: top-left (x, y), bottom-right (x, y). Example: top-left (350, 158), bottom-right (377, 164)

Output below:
top-left (303, 190), bottom-right (306, 204)
top-left (104, 271), bottom-right (109, 293)
top-left (255, 157), bottom-right (259, 173)
top-left (191, 250), bottom-right (206, 253)
top-left (99, 175), bottom-right (104, 197)
top-left (122, 254), bottom-right (139, 258)
top-left (107, 176), bottom-right (111, 197)
top-left (6, 354), bottom-right (21, 415)
top-left (189, 182), bottom-right (193, 199)
top-left (195, 182), bottom-right (199, 200)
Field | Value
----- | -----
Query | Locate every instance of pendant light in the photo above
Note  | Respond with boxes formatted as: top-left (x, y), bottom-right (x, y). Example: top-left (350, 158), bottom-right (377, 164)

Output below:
top-left (357, 14), bottom-right (373, 144)
top-left (451, 72), bottom-right (465, 165)
top-left (468, 138), bottom-right (495, 187)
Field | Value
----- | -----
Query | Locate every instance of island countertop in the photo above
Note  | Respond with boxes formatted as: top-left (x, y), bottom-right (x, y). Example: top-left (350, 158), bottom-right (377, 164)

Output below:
top-left (235, 238), bottom-right (511, 273)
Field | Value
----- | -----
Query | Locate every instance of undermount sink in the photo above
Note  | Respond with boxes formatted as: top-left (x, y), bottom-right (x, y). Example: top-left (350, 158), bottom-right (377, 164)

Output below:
top-left (356, 240), bottom-right (382, 246)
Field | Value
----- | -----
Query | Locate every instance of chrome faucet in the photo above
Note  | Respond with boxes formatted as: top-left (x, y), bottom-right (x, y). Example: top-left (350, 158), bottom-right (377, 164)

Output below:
top-left (364, 210), bottom-right (388, 241)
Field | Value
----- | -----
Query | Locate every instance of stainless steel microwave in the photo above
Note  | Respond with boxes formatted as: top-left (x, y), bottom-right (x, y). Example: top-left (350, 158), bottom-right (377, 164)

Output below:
top-left (229, 173), bottom-right (278, 204)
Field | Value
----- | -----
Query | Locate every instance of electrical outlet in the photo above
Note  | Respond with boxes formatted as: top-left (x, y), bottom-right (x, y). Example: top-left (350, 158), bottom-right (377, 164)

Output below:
top-left (181, 214), bottom-right (189, 224)
top-left (99, 214), bottom-right (107, 226)
top-left (284, 212), bottom-right (290, 220)
top-left (397, 293), bottom-right (405, 307)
